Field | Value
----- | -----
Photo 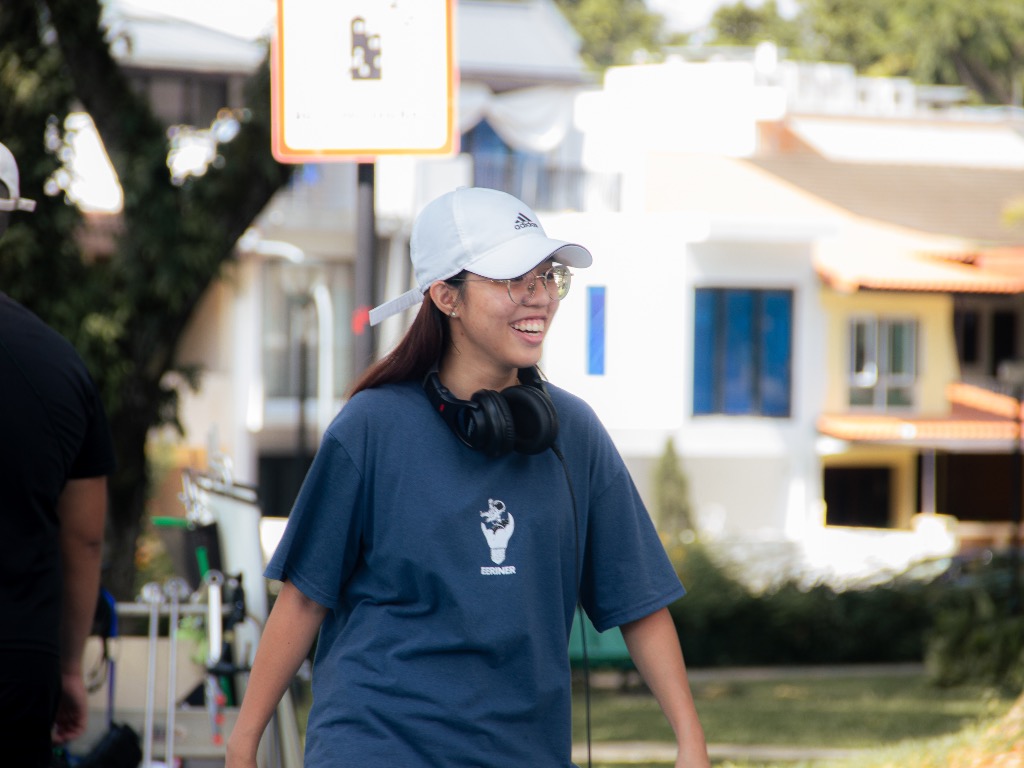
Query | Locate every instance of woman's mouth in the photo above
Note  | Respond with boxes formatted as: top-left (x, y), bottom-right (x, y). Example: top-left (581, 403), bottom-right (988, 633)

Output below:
top-left (511, 318), bottom-right (545, 336)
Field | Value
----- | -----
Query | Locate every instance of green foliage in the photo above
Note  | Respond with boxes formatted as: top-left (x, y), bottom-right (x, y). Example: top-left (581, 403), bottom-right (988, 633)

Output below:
top-left (707, 0), bottom-right (1024, 104)
top-left (652, 438), bottom-right (695, 547)
top-left (708, 0), bottom-right (807, 51)
top-left (924, 585), bottom-right (1024, 693)
top-left (553, 0), bottom-right (666, 70)
top-left (670, 542), bottom-right (934, 667)
top-left (799, 0), bottom-right (1024, 104)
top-left (670, 541), bottom-right (1024, 696)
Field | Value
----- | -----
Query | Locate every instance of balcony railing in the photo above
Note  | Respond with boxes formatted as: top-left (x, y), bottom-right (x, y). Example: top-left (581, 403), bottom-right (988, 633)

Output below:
top-left (471, 156), bottom-right (621, 213)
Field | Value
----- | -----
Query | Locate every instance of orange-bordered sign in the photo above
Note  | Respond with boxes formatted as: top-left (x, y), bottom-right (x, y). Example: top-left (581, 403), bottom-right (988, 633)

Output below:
top-left (272, 0), bottom-right (456, 162)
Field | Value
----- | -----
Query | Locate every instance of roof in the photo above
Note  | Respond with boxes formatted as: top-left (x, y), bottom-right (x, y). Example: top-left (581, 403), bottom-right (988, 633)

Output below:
top-left (749, 154), bottom-right (1024, 246)
top-left (457, 0), bottom-right (592, 90)
top-left (818, 384), bottom-right (1022, 451)
top-left (813, 248), bottom-right (1024, 294)
top-left (785, 115), bottom-right (1024, 169)
top-left (105, 5), bottom-right (265, 74)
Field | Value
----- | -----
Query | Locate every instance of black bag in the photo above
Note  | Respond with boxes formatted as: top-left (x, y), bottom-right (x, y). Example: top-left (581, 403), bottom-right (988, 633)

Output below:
top-left (75, 723), bottom-right (142, 768)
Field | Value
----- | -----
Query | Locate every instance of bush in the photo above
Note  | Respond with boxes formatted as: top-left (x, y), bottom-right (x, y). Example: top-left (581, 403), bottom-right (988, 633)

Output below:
top-left (669, 541), bottom-right (1024, 693)
top-left (669, 541), bottom-right (934, 667)
top-left (924, 584), bottom-right (1024, 693)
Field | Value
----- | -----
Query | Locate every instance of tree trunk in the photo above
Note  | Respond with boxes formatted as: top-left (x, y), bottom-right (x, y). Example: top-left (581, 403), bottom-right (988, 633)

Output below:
top-left (104, 401), bottom-right (155, 601)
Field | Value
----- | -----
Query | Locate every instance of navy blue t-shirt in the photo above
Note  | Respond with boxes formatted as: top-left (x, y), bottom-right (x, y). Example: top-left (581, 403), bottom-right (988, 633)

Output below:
top-left (266, 380), bottom-right (684, 767)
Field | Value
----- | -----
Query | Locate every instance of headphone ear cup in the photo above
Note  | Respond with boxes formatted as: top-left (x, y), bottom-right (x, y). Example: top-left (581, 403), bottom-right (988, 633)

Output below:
top-left (502, 385), bottom-right (559, 455)
top-left (469, 390), bottom-right (516, 458)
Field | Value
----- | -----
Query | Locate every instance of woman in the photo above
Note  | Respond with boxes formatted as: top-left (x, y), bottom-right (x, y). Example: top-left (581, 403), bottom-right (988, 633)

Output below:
top-left (226, 187), bottom-right (709, 767)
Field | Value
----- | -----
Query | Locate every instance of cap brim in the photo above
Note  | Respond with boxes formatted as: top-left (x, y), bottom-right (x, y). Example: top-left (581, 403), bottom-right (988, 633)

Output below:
top-left (467, 239), bottom-right (592, 280)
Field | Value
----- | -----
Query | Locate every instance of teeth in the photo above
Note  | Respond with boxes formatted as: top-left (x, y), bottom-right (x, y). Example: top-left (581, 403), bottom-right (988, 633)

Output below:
top-left (512, 319), bottom-right (545, 334)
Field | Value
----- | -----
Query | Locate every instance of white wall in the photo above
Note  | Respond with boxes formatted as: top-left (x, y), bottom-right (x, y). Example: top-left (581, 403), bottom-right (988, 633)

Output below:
top-left (541, 209), bottom-right (828, 541)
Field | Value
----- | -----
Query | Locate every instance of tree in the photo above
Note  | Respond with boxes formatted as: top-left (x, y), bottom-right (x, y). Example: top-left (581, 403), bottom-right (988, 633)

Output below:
top-left (708, 0), bottom-right (806, 52)
top-left (0, 1), bottom-right (292, 599)
top-left (707, 0), bottom-right (1024, 105)
top-left (652, 438), bottom-right (696, 556)
top-left (553, 0), bottom-right (667, 70)
top-left (800, 0), bottom-right (1024, 104)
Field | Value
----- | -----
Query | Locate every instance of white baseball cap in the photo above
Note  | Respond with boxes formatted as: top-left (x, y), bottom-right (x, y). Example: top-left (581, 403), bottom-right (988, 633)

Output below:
top-left (369, 187), bottom-right (592, 326)
top-left (0, 141), bottom-right (37, 214)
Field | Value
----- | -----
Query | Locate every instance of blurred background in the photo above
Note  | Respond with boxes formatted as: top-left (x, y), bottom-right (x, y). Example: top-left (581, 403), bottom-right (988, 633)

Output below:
top-left (3, 0), bottom-right (1024, 764)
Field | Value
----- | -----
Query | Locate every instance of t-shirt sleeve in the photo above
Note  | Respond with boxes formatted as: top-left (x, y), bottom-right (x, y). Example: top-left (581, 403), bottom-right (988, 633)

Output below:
top-left (67, 380), bottom-right (116, 479)
top-left (264, 429), bottom-right (366, 611)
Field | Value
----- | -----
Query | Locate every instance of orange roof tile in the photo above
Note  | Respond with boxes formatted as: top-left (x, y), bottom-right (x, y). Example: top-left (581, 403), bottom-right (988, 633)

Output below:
top-left (946, 382), bottom-right (1022, 419)
top-left (817, 413), bottom-right (1018, 443)
top-left (815, 250), bottom-right (1024, 294)
top-left (819, 384), bottom-right (1024, 445)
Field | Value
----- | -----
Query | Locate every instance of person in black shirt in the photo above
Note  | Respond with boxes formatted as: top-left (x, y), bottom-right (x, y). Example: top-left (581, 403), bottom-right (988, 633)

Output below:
top-left (0, 140), bottom-right (116, 767)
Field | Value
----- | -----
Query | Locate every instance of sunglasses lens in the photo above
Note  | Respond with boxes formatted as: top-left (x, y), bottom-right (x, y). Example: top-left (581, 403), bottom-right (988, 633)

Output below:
top-left (506, 266), bottom-right (572, 304)
top-left (548, 267), bottom-right (571, 299)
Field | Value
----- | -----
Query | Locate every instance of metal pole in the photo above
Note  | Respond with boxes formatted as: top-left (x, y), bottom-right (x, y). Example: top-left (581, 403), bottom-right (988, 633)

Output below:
top-left (296, 316), bottom-right (308, 481)
top-left (354, 162), bottom-right (376, 377)
top-left (1012, 388), bottom-right (1023, 615)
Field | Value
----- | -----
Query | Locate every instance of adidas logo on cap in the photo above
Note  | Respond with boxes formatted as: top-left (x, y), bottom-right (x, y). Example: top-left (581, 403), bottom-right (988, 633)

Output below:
top-left (514, 212), bottom-right (538, 230)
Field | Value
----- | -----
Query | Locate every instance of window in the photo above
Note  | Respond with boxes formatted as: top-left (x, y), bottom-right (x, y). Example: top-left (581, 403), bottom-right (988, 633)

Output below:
top-left (849, 317), bottom-right (917, 408)
top-left (824, 466), bottom-right (891, 528)
top-left (953, 308), bottom-right (979, 365)
top-left (693, 288), bottom-right (793, 417)
top-left (587, 286), bottom-right (606, 375)
top-left (991, 310), bottom-right (1018, 377)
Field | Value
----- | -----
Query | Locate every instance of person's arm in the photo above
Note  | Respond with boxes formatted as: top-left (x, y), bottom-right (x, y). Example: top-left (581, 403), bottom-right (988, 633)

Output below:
top-left (53, 476), bottom-right (107, 744)
top-left (226, 579), bottom-right (328, 768)
top-left (620, 607), bottom-right (710, 768)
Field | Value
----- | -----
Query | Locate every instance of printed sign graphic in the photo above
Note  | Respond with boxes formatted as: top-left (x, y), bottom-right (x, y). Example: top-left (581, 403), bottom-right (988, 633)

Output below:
top-left (272, 0), bottom-right (455, 161)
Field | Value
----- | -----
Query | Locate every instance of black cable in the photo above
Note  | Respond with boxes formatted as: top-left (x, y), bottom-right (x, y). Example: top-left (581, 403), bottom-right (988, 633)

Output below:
top-left (552, 445), bottom-right (591, 768)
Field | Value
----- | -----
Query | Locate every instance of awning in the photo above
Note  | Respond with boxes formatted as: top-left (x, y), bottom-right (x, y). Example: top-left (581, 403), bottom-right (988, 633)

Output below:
top-left (818, 383), bottom-right (1022, 451)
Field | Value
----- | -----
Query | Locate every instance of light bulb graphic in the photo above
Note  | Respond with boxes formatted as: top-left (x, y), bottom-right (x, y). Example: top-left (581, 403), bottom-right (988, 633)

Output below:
top-left (480, 499), bottom-right (515, 564)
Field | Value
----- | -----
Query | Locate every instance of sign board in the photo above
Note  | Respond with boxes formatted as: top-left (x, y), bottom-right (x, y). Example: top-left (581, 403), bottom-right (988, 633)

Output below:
top-left (272, 0), bottom-right (456, 162)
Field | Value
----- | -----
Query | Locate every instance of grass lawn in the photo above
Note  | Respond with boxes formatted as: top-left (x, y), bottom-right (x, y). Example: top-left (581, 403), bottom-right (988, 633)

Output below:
top-left (293, 668), bottom-right (1018, 767)
top-left (570, 668), bottom-right (1019, 767)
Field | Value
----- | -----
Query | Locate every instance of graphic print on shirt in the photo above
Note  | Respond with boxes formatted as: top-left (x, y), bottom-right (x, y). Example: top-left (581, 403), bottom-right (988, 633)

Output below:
top-left (479, 498), bottom-right (517, 575)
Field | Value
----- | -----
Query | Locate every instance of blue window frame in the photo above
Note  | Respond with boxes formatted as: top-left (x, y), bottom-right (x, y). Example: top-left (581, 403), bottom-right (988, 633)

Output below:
top-left (588, 286), bottom-right (606, 375)
top-left (693, 288), bottom-right (793, 417)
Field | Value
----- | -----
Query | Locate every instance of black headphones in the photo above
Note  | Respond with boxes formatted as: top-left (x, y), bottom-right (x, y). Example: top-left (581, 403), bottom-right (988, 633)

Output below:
top-left (422, 366), bottom-right (559, 458)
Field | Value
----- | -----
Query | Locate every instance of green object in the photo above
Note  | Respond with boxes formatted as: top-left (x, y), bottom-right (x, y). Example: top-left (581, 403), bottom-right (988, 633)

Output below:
top-left (195, 545), bottom-right (210, 578)
top-left (151, 516), bottom-right (189, 528)
top-left (569, 611), bottom-right (633, 669)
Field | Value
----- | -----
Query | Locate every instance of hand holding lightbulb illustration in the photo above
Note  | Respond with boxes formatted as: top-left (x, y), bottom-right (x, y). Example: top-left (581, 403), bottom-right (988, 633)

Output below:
top-left (480, 499), bottom-right (515, 564)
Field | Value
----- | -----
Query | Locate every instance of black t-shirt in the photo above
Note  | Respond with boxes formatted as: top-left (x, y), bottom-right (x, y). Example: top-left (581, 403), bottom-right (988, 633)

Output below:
top-left (0, 293), bottom-right (115, 655)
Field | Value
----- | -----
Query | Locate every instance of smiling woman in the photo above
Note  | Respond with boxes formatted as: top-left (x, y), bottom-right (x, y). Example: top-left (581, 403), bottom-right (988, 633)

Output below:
top-left (226, 187), bottom-right (711, 768)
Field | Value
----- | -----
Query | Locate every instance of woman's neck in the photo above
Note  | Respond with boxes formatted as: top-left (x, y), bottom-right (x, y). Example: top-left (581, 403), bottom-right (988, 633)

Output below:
top-left (438, 355), bottom-right (518, 400)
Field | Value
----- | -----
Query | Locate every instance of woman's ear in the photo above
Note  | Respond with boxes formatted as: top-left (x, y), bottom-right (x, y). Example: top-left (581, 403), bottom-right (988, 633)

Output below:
top-left (429, 281), bottom-right (460, 317)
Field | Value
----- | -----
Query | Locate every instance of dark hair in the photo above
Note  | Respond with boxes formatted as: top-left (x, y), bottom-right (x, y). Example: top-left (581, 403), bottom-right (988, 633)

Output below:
top-left (348, 279), bottom-right (463, 397)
